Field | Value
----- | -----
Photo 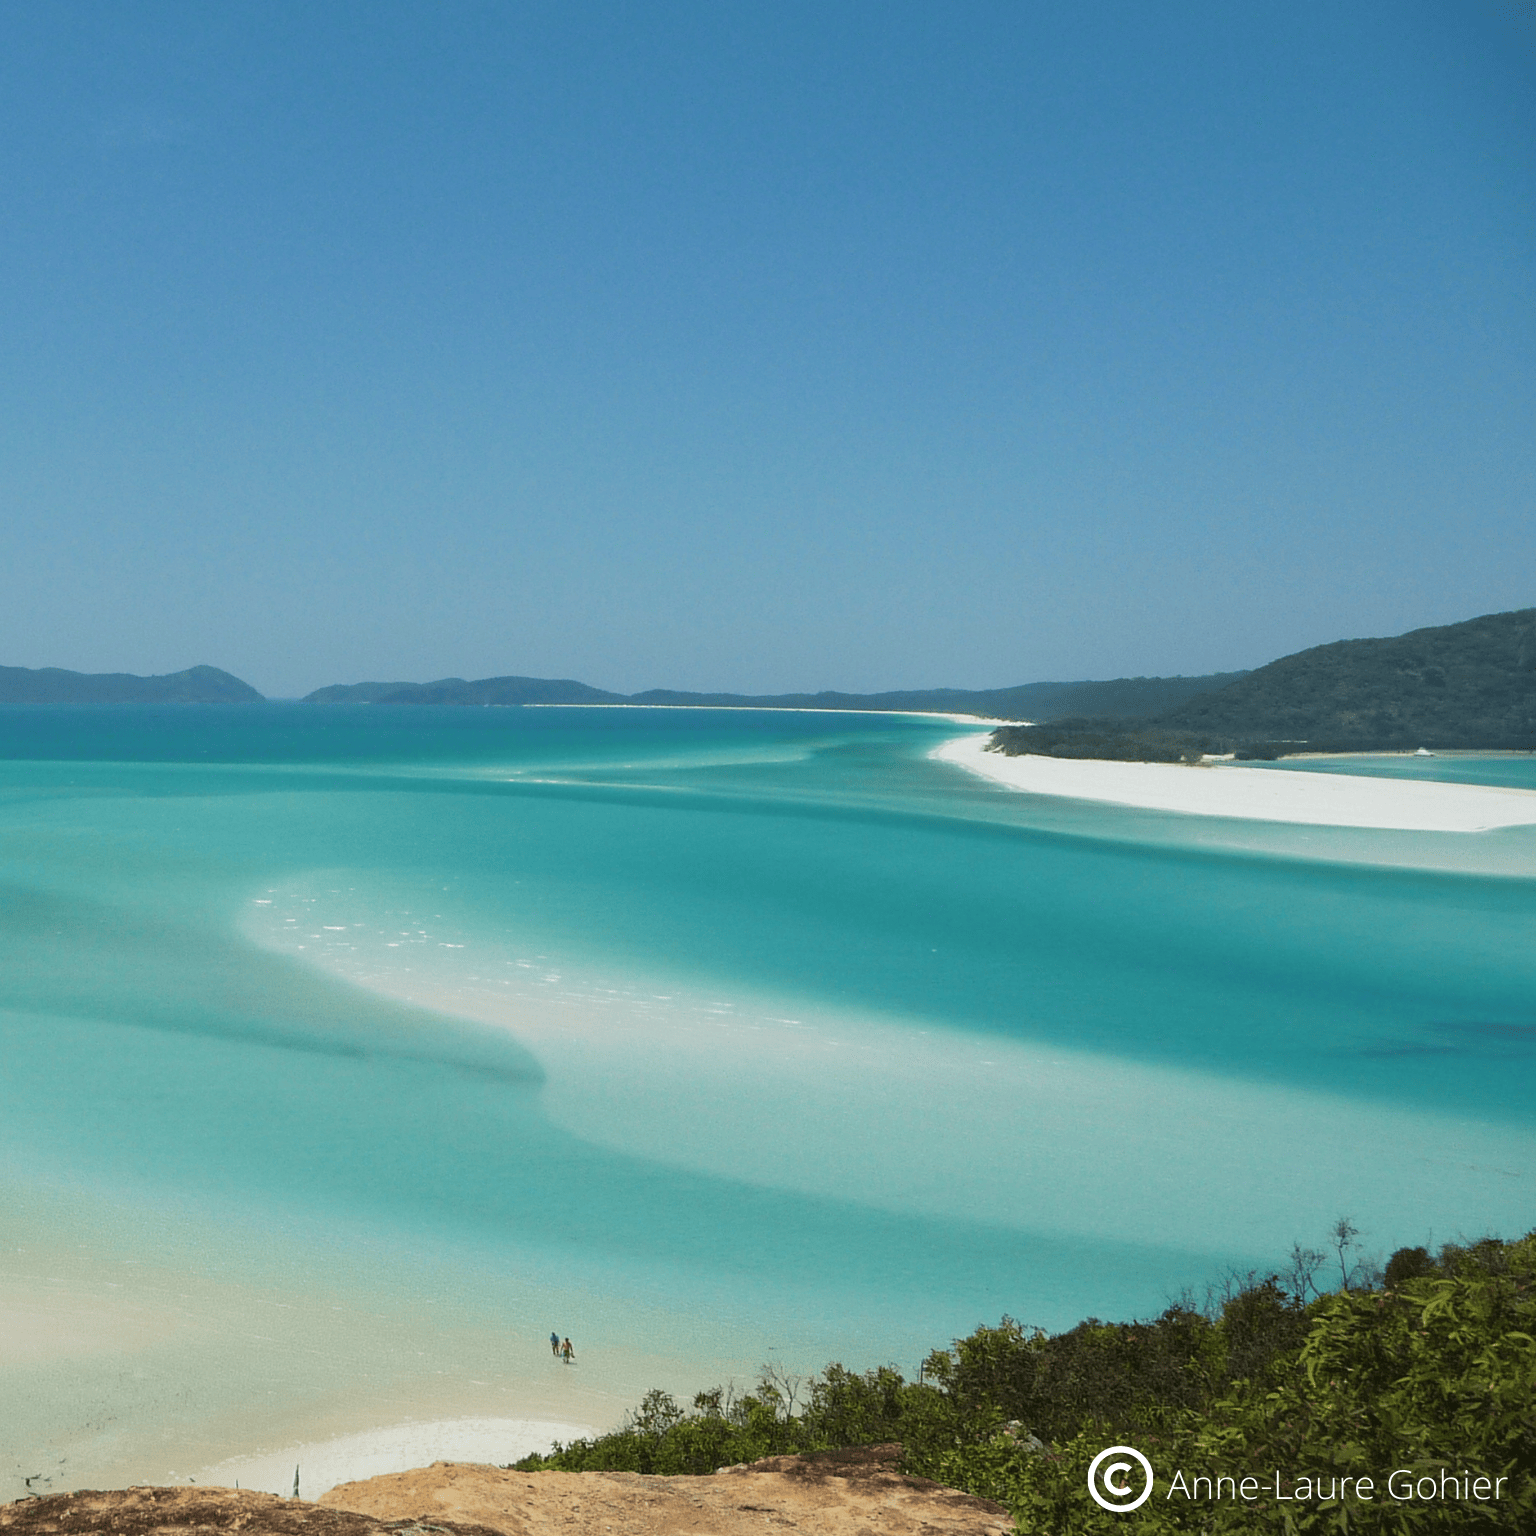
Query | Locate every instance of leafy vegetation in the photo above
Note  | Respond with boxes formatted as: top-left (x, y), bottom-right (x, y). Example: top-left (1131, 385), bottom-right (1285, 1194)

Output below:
top-left (985, 719), bottom-right (1294, 763)
top-left (1160, 607), bottom-right (1536, 751)
top-left (515, 1229), bottom-right (1536, 1532)
top-left (989, 608), bottom-right (1536, 759)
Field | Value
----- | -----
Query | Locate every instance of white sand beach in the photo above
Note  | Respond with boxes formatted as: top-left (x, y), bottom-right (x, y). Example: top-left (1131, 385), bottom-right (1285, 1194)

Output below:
top-left (0, 1185), bottom-right (725, 1505)
top-left (199, 1416), bottom-right (594, 1499)
top-left (934, 734), bottom-right (1536, 832)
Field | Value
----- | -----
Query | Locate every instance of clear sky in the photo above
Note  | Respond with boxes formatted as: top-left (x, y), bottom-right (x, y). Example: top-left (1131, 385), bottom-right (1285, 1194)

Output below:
top-left (1, 2), bottom-right (1531, 698)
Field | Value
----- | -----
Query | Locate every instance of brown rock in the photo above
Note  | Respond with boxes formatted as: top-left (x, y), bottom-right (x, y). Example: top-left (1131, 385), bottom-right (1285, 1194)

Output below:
top-left (0, 1448), bottom-right (1012, 1536)
top-left (320, 1447), bottom-right (1013, 1535)
top-left (0, 1485), bottom-right (503, 1536)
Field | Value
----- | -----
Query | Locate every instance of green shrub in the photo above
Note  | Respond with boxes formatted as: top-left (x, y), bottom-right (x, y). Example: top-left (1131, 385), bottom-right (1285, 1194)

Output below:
top-left (514, 1229), bottom-right (1536, 1533)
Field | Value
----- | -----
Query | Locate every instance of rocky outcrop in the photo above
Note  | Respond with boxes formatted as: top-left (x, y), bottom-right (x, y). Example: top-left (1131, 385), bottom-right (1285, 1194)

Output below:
top-left (0, 1446), bottom-right (1012, 1535)
top-left (0, 1484), bottom-right (502, 1536)
top-left (320, 1447), bottom-right (1011, 1535)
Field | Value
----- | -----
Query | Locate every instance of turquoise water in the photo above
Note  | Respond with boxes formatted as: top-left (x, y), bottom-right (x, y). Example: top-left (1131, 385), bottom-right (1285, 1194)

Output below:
top-left (1253, 752), bottom-right (1536, 791)
top-left (2, 707), bottom-right (1533, 1378)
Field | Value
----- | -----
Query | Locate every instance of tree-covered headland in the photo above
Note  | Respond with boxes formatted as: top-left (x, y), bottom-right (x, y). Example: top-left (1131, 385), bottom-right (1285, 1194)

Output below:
top-left (989, 608), bottom-right (1536, 760)
top-left (515, 1227), bottom-right (1535, 1533)
top-left (986, 719), bottom-right (1290, 763)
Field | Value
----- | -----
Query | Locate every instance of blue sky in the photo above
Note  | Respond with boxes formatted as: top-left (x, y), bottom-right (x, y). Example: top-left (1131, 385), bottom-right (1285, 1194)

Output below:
top-left (0, 2), bottom-right (1531, 697)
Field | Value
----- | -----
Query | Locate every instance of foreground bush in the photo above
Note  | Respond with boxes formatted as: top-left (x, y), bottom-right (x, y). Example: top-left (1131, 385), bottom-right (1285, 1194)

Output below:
top-left (516, 1230), bottom-right (1535, 1532)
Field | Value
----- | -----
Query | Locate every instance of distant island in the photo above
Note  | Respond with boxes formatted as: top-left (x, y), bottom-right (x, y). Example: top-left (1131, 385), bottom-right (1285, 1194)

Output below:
top-left (300, 671), bottom-right (1248, 720)
top-left (0, 664), bottom-right (261, 705)
top-left (989, 607), bottom-right (1536, 761)
top-left (0, 659), bottom-right (1246, 719)
top-left (7, 607), bottom-right (1533, 755)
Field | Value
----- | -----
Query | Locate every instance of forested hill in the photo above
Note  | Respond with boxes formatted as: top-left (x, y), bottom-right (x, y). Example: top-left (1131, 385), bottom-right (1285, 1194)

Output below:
top-left (0, 664), bottom-right (261, 703)
top-left (1159, 607), bottom-right (1536, 750)
top-left (627, 673), bottom-right (1248, 719)
top-left (302, 672), bottom-right (1247, 719)
top-left (302, 676), bottom-right (625, 706)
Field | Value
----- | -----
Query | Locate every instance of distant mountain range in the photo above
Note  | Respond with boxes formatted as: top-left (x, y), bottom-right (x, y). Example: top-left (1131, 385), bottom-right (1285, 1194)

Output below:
top-left (0, 664), bottom-right (260, 704)
top-left (6, 606), bottom-right (1533, 752)
top-left (299, 672), bottom-right (1248, 719)
top-left (0, 663), bottom-right (1243, 717)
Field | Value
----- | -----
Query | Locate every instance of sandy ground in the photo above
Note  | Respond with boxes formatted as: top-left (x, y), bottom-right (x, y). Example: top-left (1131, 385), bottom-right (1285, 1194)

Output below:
top-left (0, 1448), bottom-right (1013, 1535)
top-left (933, 734), bottom-right (1536, 831)
top-left (321, 1447), bottom-right (1013, 1536)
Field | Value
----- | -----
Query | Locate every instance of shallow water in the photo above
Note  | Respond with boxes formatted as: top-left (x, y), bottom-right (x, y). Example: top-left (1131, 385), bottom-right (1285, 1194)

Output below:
top-left (1255, 751), bottom-right (1536, 791)
top-left (2, 706), bottom-right (1532, 1490)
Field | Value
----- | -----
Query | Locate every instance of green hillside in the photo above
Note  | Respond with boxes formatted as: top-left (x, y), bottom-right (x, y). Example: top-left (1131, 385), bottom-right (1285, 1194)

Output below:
top-left (989, 609), bottom-right (1536, 760)
top-left (1161, 608), bottom-right (1536, 750)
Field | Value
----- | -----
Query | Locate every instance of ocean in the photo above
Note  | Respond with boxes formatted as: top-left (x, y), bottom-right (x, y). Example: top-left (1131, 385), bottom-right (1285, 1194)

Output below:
top-left (2, 706), bottom-right (1532, 1492)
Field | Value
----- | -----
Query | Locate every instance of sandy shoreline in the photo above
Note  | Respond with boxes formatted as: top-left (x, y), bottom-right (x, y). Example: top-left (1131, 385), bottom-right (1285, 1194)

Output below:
top-left (934, 734), bottom-right (1536, 832)
top-left (199, 1416), bottom-right (595, 1498)
top-left (526, 703), bottom-right (1022, 724)
top-left (0, 1183), bottom-right (744, 1506)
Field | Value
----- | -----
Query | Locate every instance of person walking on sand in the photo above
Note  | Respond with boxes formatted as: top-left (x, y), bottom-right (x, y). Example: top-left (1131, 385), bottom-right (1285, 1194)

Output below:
top-left (549, 1331), bottom-right (560, 1357)
top-left (561, 1336), bottom-right (574, 1364)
